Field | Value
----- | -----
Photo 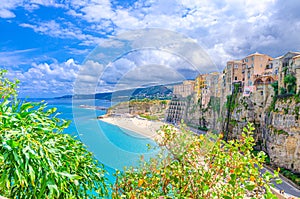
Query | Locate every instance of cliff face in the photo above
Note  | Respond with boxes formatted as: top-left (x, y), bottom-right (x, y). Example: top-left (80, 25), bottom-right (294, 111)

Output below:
top-left (107, 100), bottom-right (169, 119)
top-left (184, 95), bottom-right (222, 132)
top-left (264, 97), bottom-right (300, 173)
top-left (183, 84), bottom-right (300, 173)
top-left (222, 88), bottom-right (300, 173)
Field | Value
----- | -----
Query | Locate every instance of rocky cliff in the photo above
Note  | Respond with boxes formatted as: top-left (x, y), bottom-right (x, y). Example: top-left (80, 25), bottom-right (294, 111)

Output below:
top-left (221, 87), bottom-right (300, 174)
top-left (264, 97), bottom-right (300, 173)
top-left (107, 100), bottom-right (169, 120)
top-left (183, 84), bottom-right (300, 173)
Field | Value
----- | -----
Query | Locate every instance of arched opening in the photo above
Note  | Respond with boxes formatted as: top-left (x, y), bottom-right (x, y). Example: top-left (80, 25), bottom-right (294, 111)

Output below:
top-left (254, 78), bottom-right (264, 85)
top-left (265, 77), bottom-right (274, 84)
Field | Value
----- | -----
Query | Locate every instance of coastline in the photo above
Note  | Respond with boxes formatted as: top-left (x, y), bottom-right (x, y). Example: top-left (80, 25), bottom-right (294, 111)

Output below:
top-left (99, 115), bottom-right (165, 140)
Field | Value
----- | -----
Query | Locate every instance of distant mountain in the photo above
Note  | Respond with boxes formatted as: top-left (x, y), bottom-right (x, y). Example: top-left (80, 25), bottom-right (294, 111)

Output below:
top-left (55, 85), bottom-right (173, 100)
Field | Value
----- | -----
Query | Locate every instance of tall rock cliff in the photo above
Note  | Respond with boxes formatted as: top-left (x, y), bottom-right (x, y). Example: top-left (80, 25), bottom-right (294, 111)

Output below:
top-left (168, 83), bottom-right (300, 173)
top-left (264, 97), bottom-right (300, 173)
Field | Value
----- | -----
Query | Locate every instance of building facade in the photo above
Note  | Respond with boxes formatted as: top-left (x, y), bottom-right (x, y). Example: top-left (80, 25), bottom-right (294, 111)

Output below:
top-left (173, 80), bottom-right (195, 98)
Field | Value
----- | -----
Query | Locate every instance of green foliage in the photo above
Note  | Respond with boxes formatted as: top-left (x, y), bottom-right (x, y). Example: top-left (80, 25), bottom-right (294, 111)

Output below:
top-left (294, 106), bottom-right (300, 120)
top-left (284, 74), bottom-right (297, 94)
top-left (207, 96), bottom-right (220, 112)
top-left (280, 168), bottom-right (300, 186)
top-left (139, 114), bottom-right (159, 121)
top-left (280, 87), bottom-right (287, 95)
top-left (271, 81), bottom-right (278, 96)
top-left (0, 70), bottom-right (108, 198)
top-left (198, 125), bottom-right (208, 131)
top-left (273, 128), bottom-right (289, 136)
top-left (161, 100), bottom-right (168, 105)
top-left (113, 123), bottom-right (279, 198)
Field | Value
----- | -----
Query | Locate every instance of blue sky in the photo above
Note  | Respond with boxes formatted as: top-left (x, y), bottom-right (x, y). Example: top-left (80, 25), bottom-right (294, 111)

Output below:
top-left (1, 0), bottom-right (300, 97)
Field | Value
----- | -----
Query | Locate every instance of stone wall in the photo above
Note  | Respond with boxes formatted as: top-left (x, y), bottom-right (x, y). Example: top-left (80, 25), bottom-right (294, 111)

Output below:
top-left (218, 85), bottom-right (300, 173)
top-left (264, 97), bottom-right (300, 173)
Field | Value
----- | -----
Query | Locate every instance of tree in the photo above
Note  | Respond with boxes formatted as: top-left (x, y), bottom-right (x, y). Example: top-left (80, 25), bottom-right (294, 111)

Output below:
top-left (271, 81), bottom-right (279, 96)
top-left (0, 70), bottom-right (108, 198)
top-left (284, 74), bottom-right (297, 94)
top-left (113, 123), bottom-right (280, 198)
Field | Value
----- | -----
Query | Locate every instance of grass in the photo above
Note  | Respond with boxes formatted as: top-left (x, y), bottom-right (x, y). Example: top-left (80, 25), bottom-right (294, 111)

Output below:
top-left (139, 114), bottom-right (159, 121)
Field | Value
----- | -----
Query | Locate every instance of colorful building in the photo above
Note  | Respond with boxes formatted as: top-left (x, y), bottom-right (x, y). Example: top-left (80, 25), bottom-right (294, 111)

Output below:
top-left (173, 80), bottom-right (195, 98)
top-left (242, 52), bottom-right (273, 88)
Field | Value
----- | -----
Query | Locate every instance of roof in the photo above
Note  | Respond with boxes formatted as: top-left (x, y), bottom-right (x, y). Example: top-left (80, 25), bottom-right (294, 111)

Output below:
top-left (293, 55), bottom-right (300, 59)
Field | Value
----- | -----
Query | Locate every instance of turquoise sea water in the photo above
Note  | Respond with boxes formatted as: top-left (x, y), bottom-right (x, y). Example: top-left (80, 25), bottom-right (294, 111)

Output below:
top-left (40, 98), bottom-right (159, 184)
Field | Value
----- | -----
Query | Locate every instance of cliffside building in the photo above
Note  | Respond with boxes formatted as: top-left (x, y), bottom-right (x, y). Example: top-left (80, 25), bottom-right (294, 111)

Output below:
top-left (278, 52), bottom-right (300, 94)
top-left (165, 96), bottom-right (187, 124)
top-left (224, 60), bottom-right (243, 93)
top-left (242, 53), bottom-right (273, 89)
top-left (293, 55), bottom-right (300, 93)
top-left (173, 80), bottom-right (195, 98)
top-left (194, 74), bottom-right (207, 101)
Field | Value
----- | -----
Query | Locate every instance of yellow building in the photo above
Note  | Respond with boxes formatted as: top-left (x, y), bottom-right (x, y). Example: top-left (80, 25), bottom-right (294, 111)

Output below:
top-left (194, 74), bottom-right (207, 100)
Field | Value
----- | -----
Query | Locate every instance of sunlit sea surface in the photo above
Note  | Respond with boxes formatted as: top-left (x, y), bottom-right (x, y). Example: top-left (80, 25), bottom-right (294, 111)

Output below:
top-left (29, 98), bottom-right (159, 184)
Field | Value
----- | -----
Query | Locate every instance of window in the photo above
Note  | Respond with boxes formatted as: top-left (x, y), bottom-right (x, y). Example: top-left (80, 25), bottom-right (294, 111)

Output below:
top-left (260, 91), bottom-right (263, 96)
top-left (235, 76), bottom-right (237, 80)
top-left (234, 64), bottom-right (238, 69)
top-left (251, 57), bottom-right (254, 61)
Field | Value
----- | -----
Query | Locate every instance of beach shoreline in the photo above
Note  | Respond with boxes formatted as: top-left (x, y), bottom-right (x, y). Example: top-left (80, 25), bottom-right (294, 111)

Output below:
top-left (99, 115), bottom-right (165, 140)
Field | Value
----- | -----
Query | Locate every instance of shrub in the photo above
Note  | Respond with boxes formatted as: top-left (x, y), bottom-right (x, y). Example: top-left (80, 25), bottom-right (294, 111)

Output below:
top-left (284, 74), bottom-right (297, 94)
top-left (0, 70), bottom-right (108, 198)
top-left (113, 123), bottom-right (280, 198)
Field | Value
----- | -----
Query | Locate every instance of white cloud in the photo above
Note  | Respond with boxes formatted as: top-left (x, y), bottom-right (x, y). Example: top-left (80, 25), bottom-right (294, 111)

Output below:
top-left (8, 59), bottom-right (80, 97)
top-left (5, 0), bottom-right (300, 97)
top-left (19, 20), bottom-right (89, 40)
top-left (67, 0), bottom-right (114, 22)
top-left (0, 48), bottom-right (37, 66)
top-left (0, 9), bottom-right (16, 18)
top-left (0, 0), bottom-right (22, 18)
top-left (74, 60), bottom-right (105, 94)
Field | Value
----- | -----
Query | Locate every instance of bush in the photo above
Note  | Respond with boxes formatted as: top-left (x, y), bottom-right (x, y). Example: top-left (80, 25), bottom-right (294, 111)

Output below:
top-left (113, 123), bottom-right (280, 198)
top-left (284, 74), bottom-right (297, 94)
top-left (0, 70), bottom-right (108, 198)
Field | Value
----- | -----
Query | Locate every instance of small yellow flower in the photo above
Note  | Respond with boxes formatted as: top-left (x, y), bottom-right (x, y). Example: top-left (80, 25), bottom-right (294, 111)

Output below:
top-left (250, 176), bottom-right (255, 182)
top-left (138, 179), bottom-right (144, 187)
top-left (199, 134), bottom-right (204, 141)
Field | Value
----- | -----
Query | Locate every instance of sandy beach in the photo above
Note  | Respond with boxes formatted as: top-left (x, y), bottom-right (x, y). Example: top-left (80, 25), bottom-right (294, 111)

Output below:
top-left (99, 115), bottom-right (165, 140)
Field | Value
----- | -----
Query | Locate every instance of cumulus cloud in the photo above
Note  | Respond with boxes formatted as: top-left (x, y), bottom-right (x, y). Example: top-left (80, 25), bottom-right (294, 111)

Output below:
top-left (7, 59), bottom-right (80, 97)
top-left (73, 60), bottom-right (105, 94)
top-left (4, 0), bottom-right (300, 96)
top-left (0, 0), bottom-right (22, 18)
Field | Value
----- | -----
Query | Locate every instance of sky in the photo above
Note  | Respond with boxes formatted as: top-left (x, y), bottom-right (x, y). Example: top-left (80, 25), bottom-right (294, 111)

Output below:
top-left (1, 0), bottom-right (300, 97)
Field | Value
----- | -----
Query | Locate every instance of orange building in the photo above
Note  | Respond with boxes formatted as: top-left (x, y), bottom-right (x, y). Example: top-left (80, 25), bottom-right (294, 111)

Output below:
top-left (242, 52), bottom-right (273, 89)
